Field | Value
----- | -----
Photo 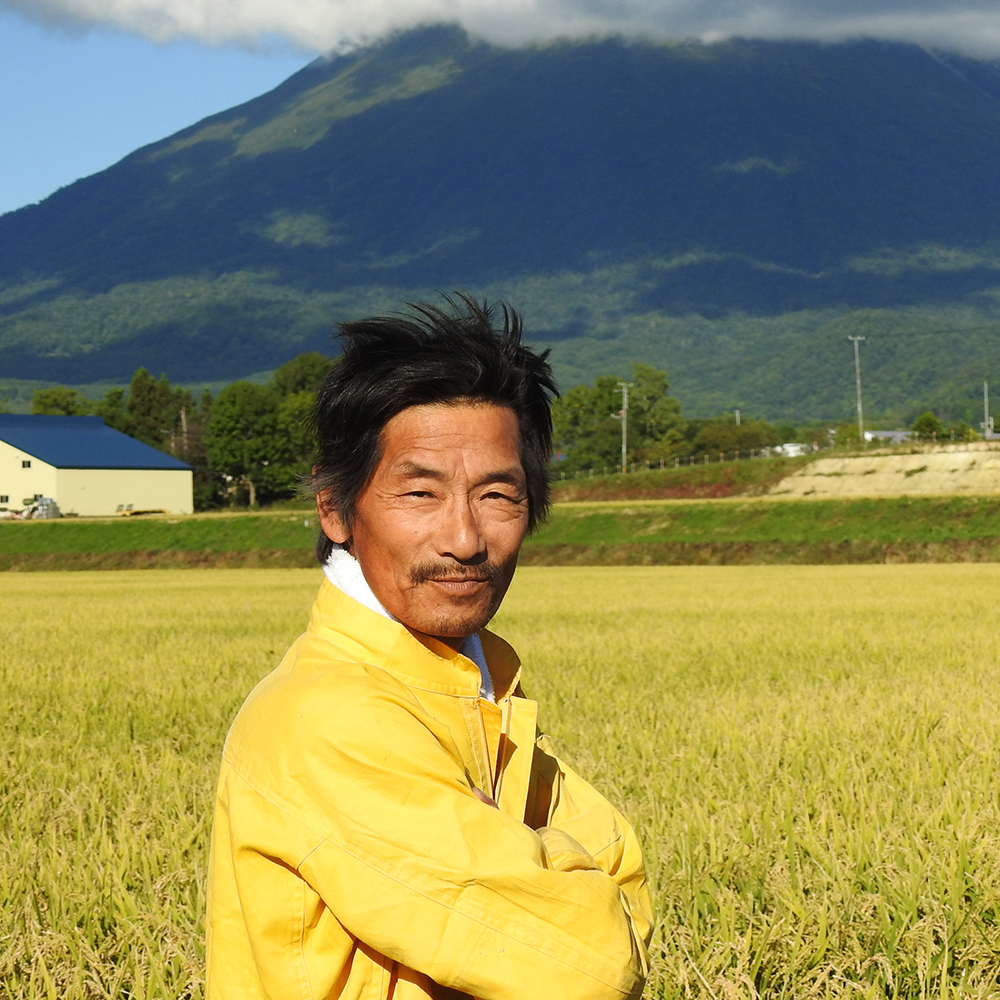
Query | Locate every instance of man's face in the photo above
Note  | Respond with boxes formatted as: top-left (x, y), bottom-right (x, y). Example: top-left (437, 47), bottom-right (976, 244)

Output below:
top-left (318, 403), bottom-right (529, 648)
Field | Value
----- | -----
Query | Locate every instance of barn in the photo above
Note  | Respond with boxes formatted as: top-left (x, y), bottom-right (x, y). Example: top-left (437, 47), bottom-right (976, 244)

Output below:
top-left (0, 415), bottom-right (193, 516)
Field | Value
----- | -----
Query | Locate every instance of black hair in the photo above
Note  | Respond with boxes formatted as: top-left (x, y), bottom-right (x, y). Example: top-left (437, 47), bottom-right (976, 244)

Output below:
top-left (310, 293), bottom-right (558, 563)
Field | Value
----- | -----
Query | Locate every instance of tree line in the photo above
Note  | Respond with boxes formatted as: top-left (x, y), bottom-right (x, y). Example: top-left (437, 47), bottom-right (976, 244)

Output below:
top-left (30, 353), bottom-right (331, 509)
top-left (552, 363), bottom-right (797, 474)
top-left (34, 359), bottom-right (794, 507)
top-left (33, 357), bottom-right (972, 509)
top-left (552, 366), bottom-right (986, 472)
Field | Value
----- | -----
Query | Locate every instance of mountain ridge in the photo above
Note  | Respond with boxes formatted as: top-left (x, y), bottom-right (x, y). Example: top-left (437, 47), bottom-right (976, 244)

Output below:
top-left (5, 26), bottom-right (1000, 422)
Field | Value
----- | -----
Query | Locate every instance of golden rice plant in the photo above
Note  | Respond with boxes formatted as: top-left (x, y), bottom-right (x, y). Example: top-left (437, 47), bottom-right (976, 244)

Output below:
top-left (5, 565), bottom-right (1000, 997)
top-left (496, 565), bottom-right (1000, 998)
top-left (1, 570), bottom-right (317, 999)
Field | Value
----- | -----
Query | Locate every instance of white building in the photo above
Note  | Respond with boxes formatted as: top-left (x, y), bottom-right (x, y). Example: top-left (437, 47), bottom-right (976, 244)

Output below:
top-left (0, 415), bottom-right (193, 516)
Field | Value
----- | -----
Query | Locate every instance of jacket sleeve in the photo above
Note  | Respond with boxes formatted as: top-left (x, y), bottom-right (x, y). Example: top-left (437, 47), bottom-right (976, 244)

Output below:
top-left (534, 735), bottom-right (653, 963)
top-left (224, 670), bottom-right (648, 1000)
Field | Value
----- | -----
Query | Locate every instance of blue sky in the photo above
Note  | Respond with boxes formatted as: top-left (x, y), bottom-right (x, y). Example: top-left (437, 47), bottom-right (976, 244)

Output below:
top-left (0, 10), bottom-right (310, 216)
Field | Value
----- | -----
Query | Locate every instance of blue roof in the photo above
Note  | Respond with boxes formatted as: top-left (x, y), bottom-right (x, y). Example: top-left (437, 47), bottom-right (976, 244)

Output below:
top-left (0, 415), bottom-right (192, 470)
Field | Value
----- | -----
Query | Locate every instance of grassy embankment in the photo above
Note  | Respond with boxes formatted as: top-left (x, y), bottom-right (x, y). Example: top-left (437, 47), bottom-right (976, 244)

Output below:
top-left (550, 454), bottom-right (813, 501)
top-left (4, 473), bottom-right (1000, 567)
top-left (0, 510), bottom-right (321, 570)
top-left (524, 495), bottom-right (1000, 565)
top-left (7, 565), bottom-right (1000, 998)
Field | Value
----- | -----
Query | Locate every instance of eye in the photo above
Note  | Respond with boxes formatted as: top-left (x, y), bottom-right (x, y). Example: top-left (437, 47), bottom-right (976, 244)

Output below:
top-left (482, 490), bottom-right (520, 502)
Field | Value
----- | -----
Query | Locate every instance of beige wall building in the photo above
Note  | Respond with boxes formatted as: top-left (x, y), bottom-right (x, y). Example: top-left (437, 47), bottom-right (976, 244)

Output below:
top-left (0, 415), bottom-right (193, 516)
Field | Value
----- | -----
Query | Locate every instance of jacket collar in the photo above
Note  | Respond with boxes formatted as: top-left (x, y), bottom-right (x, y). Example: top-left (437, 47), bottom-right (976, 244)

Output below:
top-left (307, 580), bottom-right (522, 699)
top-left (324, 545), bottom-right (495, 700)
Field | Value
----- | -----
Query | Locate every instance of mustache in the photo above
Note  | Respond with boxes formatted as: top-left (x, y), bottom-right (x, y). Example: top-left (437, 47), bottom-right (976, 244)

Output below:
top-left (409, 561), bottom-right (504, 586)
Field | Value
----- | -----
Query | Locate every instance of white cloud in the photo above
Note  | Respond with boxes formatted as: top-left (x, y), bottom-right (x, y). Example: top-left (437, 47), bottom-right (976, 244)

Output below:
top-left (6, 0), bottom-right (1000, 56)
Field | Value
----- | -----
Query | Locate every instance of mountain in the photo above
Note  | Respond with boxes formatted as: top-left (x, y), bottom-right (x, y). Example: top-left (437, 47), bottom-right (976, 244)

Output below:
top-left (5, 25), bottom-right (1000, 423)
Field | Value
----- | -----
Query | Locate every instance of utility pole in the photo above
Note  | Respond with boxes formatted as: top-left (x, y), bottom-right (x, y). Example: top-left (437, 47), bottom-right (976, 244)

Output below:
top-left (848, 336), bottom-right (866, 443)
top-left (612, 381), bottom-right (633, 473)
top-left (984, 381), bottom-right (994, 439)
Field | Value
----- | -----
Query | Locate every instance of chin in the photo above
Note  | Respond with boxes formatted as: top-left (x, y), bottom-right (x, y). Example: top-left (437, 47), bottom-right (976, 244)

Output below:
top-left (424, 608), bottom-right (494, 641)
top-left (399, 590), bottom-right (502, 641)
top-left (437, 619), bottom-right (491, 640)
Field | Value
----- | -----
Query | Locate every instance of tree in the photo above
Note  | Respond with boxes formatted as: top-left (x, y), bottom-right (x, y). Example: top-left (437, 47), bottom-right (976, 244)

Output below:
top-left (206, 382), bottom-right (282, 507)
top-left (71, 369), bottom-right (225, 509)
top-left (93, 388), bottom-right (130, 433)
top-left (949, 420), bottom-right (978, 442)
top-left (690, 416), bottom-right (780, 456)
top-left (200, 352), bottom-right (328, 505)
top-left (126, 368), bottom-right (179, 449)
top-left (69, 354), bottom-right (328, 509)
top-left (172, 388), bottom-right (226, 510)
top-left (30, 387), bottom-right (92, 416)
top-left (272, 352), bottom-right (332, 396)
top-left (552, 376), bottom-right (624, 472)
top-left (629, 363), bottom-right (686, 464)
top-left (832, 421), bottom-right (860, 445)
top-left (273, 390), bottom-right (318, 492)
top-left (911, 410), bottom-right (945, 440)
top-left (552, 364), bottom-right (687, 472)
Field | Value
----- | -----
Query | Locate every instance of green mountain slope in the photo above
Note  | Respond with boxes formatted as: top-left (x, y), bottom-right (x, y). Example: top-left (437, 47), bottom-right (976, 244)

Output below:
top-left (5, 26), bottom-right (1000, 421)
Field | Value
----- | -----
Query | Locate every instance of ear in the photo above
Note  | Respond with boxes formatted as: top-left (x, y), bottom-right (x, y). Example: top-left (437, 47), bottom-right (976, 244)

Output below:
top-left (316, 490), bottom-right (350, 545)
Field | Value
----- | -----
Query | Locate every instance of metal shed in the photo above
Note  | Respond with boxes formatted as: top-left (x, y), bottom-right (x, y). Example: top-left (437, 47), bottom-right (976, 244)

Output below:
top-left (0, 415), bottom-right (193, 516)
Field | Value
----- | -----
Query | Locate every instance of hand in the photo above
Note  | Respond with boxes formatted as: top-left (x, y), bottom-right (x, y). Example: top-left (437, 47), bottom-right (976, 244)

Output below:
top-left (472, 787), bottom-right (498, 809)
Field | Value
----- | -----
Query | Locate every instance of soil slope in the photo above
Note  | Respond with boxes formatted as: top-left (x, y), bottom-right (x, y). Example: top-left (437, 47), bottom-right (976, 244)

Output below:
top-left (770, 442), bottom-right (1000, 497)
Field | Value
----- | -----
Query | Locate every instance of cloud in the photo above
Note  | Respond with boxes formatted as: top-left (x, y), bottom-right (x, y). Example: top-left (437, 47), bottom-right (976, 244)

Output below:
top-left (7, 0), bottom-right (1000, 57)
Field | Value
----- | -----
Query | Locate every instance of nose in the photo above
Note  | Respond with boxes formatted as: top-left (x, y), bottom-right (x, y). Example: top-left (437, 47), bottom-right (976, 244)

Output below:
top-left (437, 498), bottom-right (486, 563)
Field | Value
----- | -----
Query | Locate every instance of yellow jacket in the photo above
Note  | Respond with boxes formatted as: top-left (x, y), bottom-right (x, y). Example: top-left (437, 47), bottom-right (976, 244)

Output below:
top-left (207, 581), bottom-right (651, 1000)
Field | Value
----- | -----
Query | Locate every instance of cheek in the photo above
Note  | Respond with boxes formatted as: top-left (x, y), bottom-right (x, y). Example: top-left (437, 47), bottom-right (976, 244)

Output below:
top-left (360, 527), bottom-right (420, 585)
top-left (495, 518), bottom-right (528, 555)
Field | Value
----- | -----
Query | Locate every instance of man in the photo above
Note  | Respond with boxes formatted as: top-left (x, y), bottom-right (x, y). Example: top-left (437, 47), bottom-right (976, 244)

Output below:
top-left (207, 295), bottom-right (652, 1000)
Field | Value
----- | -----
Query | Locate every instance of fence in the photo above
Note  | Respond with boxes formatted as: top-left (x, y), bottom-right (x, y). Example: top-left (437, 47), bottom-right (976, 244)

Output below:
top-left (555, 447), bottom-right (811, 481)
top-left (554, 435), bottom-right (999, 481)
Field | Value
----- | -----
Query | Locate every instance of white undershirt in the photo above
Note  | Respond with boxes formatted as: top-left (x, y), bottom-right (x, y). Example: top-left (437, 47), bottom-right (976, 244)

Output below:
top-left (322, 546), bottom-right (495, 701)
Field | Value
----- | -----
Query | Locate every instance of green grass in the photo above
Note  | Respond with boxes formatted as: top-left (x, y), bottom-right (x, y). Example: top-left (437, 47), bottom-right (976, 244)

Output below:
top-left (7, 565), bottom-right (1000, 997)
top-left (4, 496), bottom-right (1000, 569)
top-left (0, 510), bottom-right (318, 556)
top-left (531, 495), bottom-right (1000, 546)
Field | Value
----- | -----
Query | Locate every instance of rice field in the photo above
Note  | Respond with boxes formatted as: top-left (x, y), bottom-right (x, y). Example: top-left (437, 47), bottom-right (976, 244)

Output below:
top-left (5, 565), bottom-right (1000, 998)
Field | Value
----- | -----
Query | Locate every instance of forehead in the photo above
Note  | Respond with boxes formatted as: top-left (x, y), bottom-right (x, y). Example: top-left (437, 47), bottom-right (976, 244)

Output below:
top-left (377, 403), bottom-right (522, 466)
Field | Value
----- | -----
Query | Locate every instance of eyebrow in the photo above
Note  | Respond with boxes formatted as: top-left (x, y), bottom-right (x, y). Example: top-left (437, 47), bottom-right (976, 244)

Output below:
top-left (395, 463), bottom-right (526, 490)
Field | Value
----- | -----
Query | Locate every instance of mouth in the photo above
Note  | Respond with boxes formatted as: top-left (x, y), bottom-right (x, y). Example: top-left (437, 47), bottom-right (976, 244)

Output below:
top-left (425, 577), bottom-right (491, 595)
